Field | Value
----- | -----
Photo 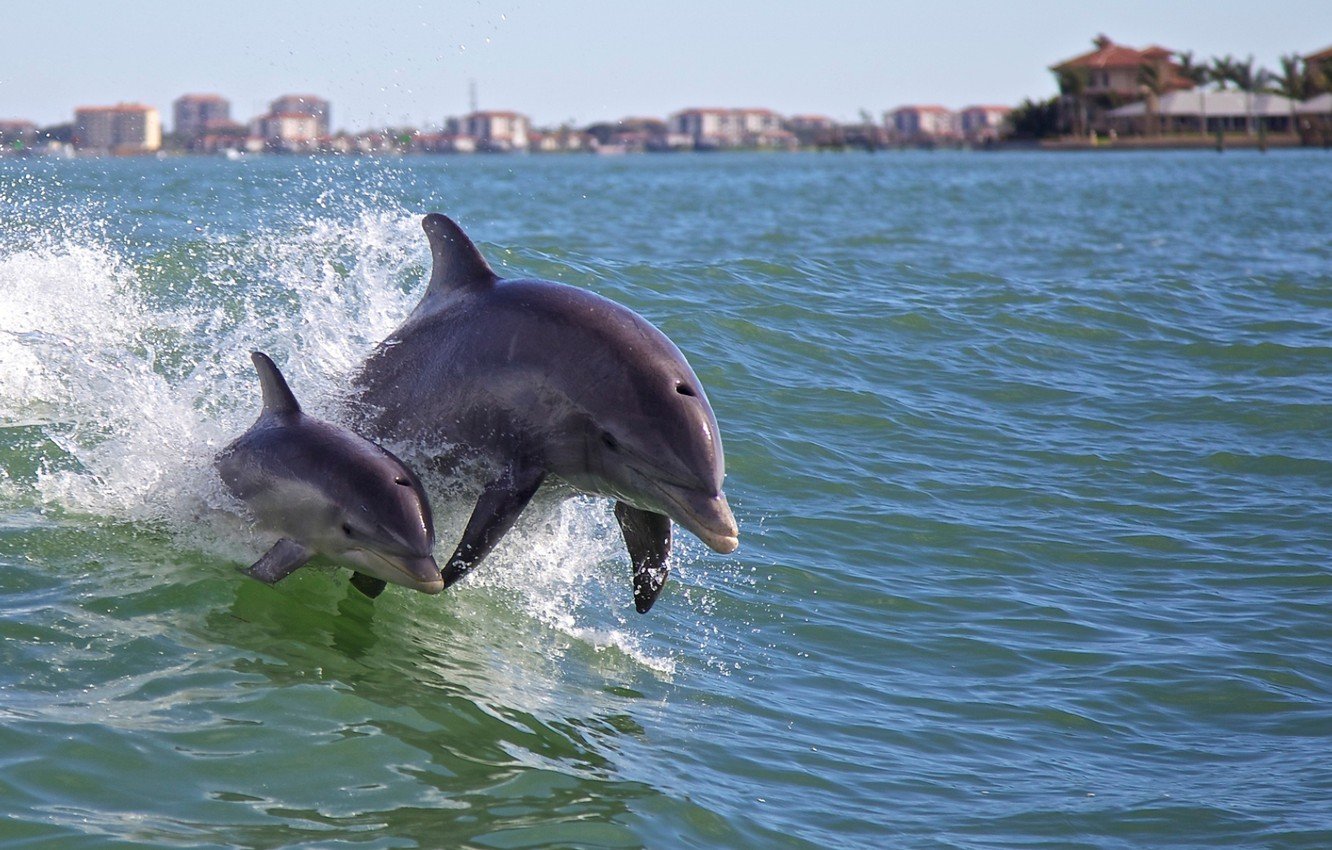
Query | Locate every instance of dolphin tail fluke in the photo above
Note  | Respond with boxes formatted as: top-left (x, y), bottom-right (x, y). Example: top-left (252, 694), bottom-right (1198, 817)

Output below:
top-left (241, 538), bottom-right (311, 584)
top-left (614, 502), bottom-right (672, 614)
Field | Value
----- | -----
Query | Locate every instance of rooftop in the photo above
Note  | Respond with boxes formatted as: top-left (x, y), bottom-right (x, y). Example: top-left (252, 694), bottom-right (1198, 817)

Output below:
top-left (1051, 35), bottom-right (1175, 71)
top-left (75, 103), bottom-right (157, 114)
top-left (1108, 89), bottom-right (1298, 118)
top-left (893, 105), bottom-right (953, 114)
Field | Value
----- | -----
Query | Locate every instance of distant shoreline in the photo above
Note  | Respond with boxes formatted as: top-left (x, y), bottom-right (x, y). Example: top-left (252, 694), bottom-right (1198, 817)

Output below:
top-left (4, 137), bottom-right (1329, 162)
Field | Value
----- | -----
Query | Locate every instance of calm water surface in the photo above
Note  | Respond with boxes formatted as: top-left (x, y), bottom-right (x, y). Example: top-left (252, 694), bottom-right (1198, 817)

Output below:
top-left (1, 151), bottom-right (1330, 848)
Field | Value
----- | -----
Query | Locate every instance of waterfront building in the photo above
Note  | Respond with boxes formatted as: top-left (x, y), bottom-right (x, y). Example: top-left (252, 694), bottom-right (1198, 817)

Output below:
top-left (417, 132), bottom-right (478, 154)
top-left (268, 95), bottom-right (330, 136)
top-left (1049, 35), bottom-right (1193, 97)
top-left (784, 115), bottom-right (839, 147)
top-left (255, 112), bottom-right (320, 151)
top-left (886, 105), bottom-right (958, 141)
top-left (670, 108), bottom-right (736, 147)
top-left (1304, 45), bottom-right (1332, 75)
top-left (173, 94), bottom-right (231, 142)
top-left (958, 105), bottom-right (1013, 142)
top-left (460, 111), bottom-right (530, 152)
top-left (669, 107), bottom-right (787, 149)
top-left (1106, 90), bottom-right (1298, 135)
top-left (1297, 93), bottom-right (1332, 116)
top-left (1296, 93), bottom-right (1332, 143)
top-left (785, 115), bottom-right (837, 132)
top-left (73, 104), bottom-right (161, 153)
top-left (0, 119), bottom-right (37, 150)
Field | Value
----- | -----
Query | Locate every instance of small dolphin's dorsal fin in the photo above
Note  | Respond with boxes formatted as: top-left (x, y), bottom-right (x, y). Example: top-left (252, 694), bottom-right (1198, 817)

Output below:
top-left (250, 351), bottom-right (301, 417)
top-left (422, 213), bottom-right (498, 299)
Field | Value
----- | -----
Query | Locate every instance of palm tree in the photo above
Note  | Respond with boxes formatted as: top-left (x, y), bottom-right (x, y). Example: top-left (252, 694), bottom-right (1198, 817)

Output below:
top-left (1230, 56), bottom-right (1259, 135)
top-left (1138, 62), bottom-right (1168, 135)
top-left (1210, 55), bottom-right (1238, 90)
top-left (1177, 51), bottom-right (1210, 87)
top-left (1057, 68), bottom-right (1089, 138)
top-left (1275, 54), bottom-right (1310, 100)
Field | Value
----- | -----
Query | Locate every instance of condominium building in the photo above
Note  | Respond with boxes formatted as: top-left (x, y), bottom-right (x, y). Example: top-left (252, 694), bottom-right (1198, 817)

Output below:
top-left (460, 111), bottom-right (530, 152)
top-left (73, 104), bottom-right (162, 153)
top-left (670, 107), bottom-right (787, 148)
top-left (958, 105), bottom-right (1013, 142)
top-left (255, 112), bottom-right (321, 150)
top-left (268, 95), bottom-right (330, 136)
top-left (173, 94), bottom-right (231, 141)
top-left (887, 105), bottom-right (959, 140)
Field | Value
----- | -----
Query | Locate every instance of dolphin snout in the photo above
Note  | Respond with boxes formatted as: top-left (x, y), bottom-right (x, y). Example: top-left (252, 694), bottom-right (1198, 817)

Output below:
top-left (352, 550), bottom-right (444, 594)
top-left (399, 554), bottom-right (445, 594)
top-left (663, 487), bottom-right (739, 554)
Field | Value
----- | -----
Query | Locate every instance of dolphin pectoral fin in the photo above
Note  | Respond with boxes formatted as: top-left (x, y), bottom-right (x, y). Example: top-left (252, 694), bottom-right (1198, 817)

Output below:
top-left (241, 538), bottom-right (312, 585)
top-left (441, 463), bottom-right (546, 588)
top-left (614, 502), bottom-right (672, 614)
top-left (349, 572), bottom-right (388, 598)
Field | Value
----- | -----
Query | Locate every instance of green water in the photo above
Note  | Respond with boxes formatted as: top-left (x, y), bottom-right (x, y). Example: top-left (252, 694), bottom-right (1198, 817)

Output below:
top-left (1, 151), bottom-right (1330, 848)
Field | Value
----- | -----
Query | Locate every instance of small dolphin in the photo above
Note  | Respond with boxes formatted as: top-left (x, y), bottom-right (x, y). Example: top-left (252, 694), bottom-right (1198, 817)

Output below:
top-left (350, 214), bottom-right (738, 612)
top-left (217, 351), bottom-right (442, 594)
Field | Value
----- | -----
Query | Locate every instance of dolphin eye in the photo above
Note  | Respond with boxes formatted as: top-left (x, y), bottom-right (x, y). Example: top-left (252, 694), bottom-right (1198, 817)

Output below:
top-left (342, 523), bottom-right (354, 537)
top-left (394, 476), bottom-right (411, 487)
top-left (676, 382), bottom-right (696, 397)
top-left (601, 432), bottom-right (620, 451)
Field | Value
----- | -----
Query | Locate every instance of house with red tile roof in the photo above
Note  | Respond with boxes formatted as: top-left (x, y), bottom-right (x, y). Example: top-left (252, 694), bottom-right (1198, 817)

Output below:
top-left (1050, 35), bottom-right (1194, 96)
top-left (1304, 45), bottom-right (1332, 65)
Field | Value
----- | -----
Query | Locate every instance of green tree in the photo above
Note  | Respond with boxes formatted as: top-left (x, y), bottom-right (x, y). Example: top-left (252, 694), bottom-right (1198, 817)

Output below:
top-left (1231, 56), bottom-right (1259, 134)
top-left (1210, 55), bottom-right (1238, 89)
top-left (1057, 68), bottom-right (1089, 137)
top-left (1138, 62), bottom-right (1168, 135)
top-left (1275, 54), bottom-right (1310, 100)
top-left (1177, 51), bottom-right (1210, 87)
top-left (1007, 96), bottom-right (1060, 140)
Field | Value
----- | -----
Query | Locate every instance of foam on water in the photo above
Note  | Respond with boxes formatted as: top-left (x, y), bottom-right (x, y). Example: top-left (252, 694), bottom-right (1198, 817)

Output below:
top-left (0, 200), bottom-right (694, 673)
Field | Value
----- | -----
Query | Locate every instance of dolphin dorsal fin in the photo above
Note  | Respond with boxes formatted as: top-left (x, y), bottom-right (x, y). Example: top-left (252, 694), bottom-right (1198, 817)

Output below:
top-left (422, 213), bottom-right (497, 300)
top-left (250, 351), bottom-right (301, 417)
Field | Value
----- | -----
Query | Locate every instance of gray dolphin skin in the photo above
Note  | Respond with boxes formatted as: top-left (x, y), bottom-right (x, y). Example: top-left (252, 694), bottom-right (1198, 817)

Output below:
top-left (216, 351), bottom-right (442, 594)
top-left (350, 213), bottom-right (738, 613)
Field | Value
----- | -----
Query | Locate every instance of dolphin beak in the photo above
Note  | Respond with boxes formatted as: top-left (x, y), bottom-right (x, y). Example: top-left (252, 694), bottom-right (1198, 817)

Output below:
top-left (659, 486), bottom-right (739, 554)
top-left (357, 550), bottom-right (444, 594)
top-left (399, 554), bottom-right (445, 594)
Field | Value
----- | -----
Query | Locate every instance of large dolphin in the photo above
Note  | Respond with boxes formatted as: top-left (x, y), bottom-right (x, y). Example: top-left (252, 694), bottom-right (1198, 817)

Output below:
top-left (350, 214), bottom-right (737, 612)
top-left (217, 351), bottom-right (442, 595)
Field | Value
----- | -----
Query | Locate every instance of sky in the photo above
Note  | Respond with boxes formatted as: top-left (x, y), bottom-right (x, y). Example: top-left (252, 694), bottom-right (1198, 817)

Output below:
top-left (4, 1), bottom-right (1331, 132)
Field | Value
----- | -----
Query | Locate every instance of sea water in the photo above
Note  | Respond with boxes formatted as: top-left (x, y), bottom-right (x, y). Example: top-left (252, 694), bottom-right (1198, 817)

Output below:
top-left (1, 151), bottom-right (1329, 848)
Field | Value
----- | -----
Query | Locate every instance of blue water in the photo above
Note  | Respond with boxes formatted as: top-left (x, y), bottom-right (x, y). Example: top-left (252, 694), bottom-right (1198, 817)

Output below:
top-left (1, 150), bottom-right (1330, 848)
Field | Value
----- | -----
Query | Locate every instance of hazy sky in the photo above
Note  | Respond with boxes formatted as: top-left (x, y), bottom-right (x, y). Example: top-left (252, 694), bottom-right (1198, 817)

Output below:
top-left (4, 1), bottom-right (1331, 131)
